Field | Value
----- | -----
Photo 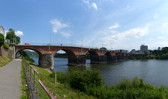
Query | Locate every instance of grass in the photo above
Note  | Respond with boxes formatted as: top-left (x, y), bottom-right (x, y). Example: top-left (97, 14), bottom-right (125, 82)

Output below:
top-left (21, 60), bottom-right (168, 99)
top-left (0, 56), bottom-right (11, 68)
top-left (20, 60), bottom-right (29, 99)
top-left (21, 59), bottom-right (50, 99)
top-left (32, 65), bottom-right (96, 99)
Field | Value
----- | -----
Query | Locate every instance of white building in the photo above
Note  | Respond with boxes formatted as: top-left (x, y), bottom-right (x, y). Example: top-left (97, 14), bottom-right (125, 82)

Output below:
top-left (0, 25), bottom-right (5, 34)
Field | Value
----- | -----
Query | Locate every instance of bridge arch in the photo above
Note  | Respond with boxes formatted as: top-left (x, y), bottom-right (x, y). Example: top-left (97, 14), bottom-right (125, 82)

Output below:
top-left (15, 48), bottom-right (42, 65)
top-left (54, 49), bottom-right (86, 66)
top-left (87, 50), bottom-right (100, 64)
top-left (15, 48), bottom-right (42, 56)
top-left (54, 49), bottom-right (77, 59)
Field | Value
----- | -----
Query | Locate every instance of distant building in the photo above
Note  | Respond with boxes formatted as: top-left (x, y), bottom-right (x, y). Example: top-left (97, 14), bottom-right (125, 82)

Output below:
top-left (140, 45), bottom-right (148, 52)
top-left (115, 49), bottom-right (128, 53)
top-left (130, 45), bottom-right (149, 55)
top-left (0, 25), bottom-right (5, 34)
top-left (130, 49), bottom-right (144, 55)
top-left (130, 49), bottom-right (136, 54)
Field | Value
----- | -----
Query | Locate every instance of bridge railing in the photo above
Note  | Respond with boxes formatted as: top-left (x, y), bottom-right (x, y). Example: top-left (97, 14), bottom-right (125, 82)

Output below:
top-left (19, 42), bottom-right (100, 49)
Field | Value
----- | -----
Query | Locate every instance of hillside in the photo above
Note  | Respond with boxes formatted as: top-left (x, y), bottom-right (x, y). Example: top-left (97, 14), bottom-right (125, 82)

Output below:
top-left (0, 56), bottom-right (11, 68)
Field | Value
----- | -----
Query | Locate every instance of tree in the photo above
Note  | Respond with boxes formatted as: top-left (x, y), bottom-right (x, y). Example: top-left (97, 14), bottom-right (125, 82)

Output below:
top-left (6, 28), bottom-right (20, 44)
top-left (0, 33), bottom-right (5, 46)
top-left (161, 47), bottom-right (168, 54)
top-left (100, 47), bottom-right (107, 51)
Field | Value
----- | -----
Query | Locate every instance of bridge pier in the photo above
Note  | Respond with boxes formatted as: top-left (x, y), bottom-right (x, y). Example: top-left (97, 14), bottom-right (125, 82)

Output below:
top-left (39, 53), bottom-right (54, 71)
top-left (107, 56), bottom-right (117, 62)
top-left (90, 55), bottom-right (107, 64)
top-left (68, 55), bottom-right (86, 66)
top-left (117, 55), bottom-right (125, 61)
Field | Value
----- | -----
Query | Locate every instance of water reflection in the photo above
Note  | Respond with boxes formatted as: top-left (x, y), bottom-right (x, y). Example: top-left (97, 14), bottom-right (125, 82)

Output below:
top-left (32, 57), bottom-right (168, 87)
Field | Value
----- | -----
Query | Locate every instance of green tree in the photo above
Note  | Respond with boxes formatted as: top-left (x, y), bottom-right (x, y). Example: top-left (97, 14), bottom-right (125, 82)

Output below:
top-left (0, 33), bottom-right (5, 46)
top-left (161, 47), bottom-right (168, 54)
top-left (6, 28), bottom-right (20, 44)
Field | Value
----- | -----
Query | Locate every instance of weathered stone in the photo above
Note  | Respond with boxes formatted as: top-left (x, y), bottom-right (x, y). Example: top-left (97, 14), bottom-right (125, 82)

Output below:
top-left (68, 55), bottom-right (86, 66)
top-left (39, 54), bottom-right (54, 70)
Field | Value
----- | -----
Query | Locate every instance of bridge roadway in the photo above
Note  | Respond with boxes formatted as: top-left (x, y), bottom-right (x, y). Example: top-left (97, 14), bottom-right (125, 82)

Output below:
top-left (15, 45), bottom-right (129, 71)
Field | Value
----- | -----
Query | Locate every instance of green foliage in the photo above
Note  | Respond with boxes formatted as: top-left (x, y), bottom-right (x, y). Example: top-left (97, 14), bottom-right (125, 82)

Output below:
top-left (19, 50), bottom-right (35, 63)
top-left (21, 60), bottom-right (29, 99)
top-left (51, 70), bottom-right (104, 92)
top-left (24, 50), bottom-right (39, 57)
top-left (54, 70), bottom-right (168, 99)
top-left (33, 65), bottom-right (96, 99)
top-left (6, 28), bottom-right (20, 44)
top-left (69, 70), bottom-right (104, 92)
top-left (54, 53), bottom-right (68, 58)
top-left (0, 33), bottom-right (5, 46)
top-left (23, 57), bottom-right (35, 63)
top-left (2, 43), bottom-right (9, 49)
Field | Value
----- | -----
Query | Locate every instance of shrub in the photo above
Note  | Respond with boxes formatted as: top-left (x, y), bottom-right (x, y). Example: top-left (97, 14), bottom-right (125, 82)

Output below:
top-left (53, 70), bottom-right (168, 99)
top-left (0, 33), bottom-right (5, 46)
top-left (2, 43), bottom-right (9, 49)
top-left (69, 70), bottom-right (104, 92)
top-left (54, 70), bottom-right (104, 92)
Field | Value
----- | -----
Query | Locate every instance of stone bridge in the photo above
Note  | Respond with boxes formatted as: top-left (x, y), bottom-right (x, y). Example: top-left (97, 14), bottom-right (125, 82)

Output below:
top-left (15, 45), bottom-right (129, 70)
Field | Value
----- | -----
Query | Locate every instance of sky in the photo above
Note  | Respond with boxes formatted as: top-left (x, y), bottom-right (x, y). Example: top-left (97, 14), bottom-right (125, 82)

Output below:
top-left (1, 0), bottom-right (168, 51)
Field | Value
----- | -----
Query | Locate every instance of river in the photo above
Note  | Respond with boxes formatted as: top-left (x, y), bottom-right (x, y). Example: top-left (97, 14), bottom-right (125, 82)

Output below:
top-left (32, 57), bottom-right (168, 87)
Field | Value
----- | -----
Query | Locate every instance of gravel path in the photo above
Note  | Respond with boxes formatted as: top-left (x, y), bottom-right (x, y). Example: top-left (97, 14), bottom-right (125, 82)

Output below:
top-left (0, 59), bottom-right (21, 99)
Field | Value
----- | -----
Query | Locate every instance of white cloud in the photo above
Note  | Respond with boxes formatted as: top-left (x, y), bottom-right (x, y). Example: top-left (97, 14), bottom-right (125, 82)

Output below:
top-left (60, 32), bottom-right (71, 38)
top-left (102, 25), bottom-right (149, 43)
top-left (50, 19), bottom-right (72, 39)
top-left (50, 19), bottom-right (68, 33)
top-left (4, 30), bottom-right (23, 37)
top-left (91, 3), bottom-right (98, 10)
top-left (108, 23), bottom-right (120, 29)
top-left (15, 31), bottom-right (23, 36)
top-left (83, 0), bottom-right (98, 10)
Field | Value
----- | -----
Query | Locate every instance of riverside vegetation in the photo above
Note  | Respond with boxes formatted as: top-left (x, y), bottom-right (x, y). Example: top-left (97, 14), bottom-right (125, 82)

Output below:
top-left (20, 49), bottom-right (168, 99)
top-left (20, 54), bottom-right (94, 99)
top-left (49, 70), bottom-right (168, 99)
top-left (130, 47), bottom-right (168, 60)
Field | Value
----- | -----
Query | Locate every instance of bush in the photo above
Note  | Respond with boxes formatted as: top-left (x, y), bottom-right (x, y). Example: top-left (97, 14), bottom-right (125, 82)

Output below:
top-left (0, 33), bottom-right (5, 46)
top-left (54, 70), bottom-right (104, 92)
top-left (53, 70), bottom-right (168, 99)
top-left (2, 43), bottom-right (9, 49)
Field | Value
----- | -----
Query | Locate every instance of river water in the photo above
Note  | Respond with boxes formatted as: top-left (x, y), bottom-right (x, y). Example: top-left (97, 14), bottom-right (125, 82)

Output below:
top-left (32, 57), bottom-right (168, 87)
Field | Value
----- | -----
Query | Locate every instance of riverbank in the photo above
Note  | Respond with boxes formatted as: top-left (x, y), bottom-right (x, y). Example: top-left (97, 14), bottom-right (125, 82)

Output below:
top-left (0, 56), bottom-right (11, 68)
top-left (32, 65), bottom-right (96, 99)
top-left (52, 70), bottom-right (168, 99)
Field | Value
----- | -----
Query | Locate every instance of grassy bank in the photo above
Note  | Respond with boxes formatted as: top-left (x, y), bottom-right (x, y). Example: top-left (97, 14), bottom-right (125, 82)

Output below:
top-left (20, 60), bottom-right (29, 99)
top-left (0, 56), bottom-right (11, 68)
top-left (32, 65), bottom-right (96, 99)
top-left (53, 70), bottom-right (168, 99)
top-left (21, 59), bottom-right (50, 99)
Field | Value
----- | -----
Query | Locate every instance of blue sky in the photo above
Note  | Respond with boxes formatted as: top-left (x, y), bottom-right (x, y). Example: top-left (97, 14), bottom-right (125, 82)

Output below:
top-left (1, 0), bottom-right (168, 51)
